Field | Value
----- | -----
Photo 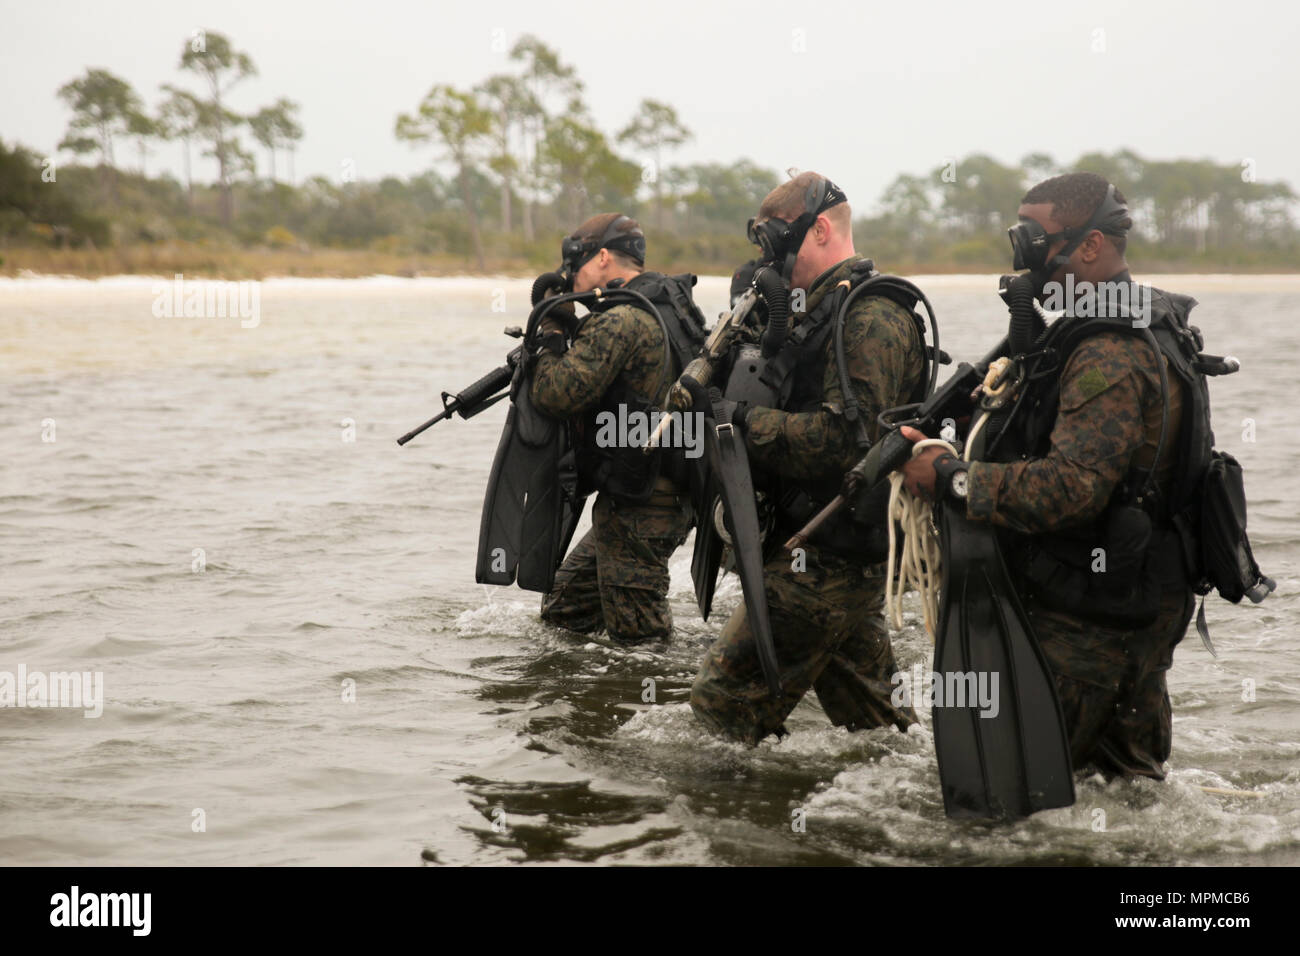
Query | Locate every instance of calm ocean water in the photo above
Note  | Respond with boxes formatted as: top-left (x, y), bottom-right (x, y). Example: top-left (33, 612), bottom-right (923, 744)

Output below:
top-left (1, 273), bottom-right (1296, 866)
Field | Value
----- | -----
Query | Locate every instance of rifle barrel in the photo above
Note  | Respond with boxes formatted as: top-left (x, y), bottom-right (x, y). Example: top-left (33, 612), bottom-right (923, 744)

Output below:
top-left (396, 406), bottom-right (454, 446)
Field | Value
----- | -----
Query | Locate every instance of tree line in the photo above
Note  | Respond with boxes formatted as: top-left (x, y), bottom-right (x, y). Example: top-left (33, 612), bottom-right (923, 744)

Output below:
top-left (861, 152), bottom-right (1298, 268)
top-left (52, 29), bottom-right (301, 226)
top-left (2, 30), bottom-right (1297, 273)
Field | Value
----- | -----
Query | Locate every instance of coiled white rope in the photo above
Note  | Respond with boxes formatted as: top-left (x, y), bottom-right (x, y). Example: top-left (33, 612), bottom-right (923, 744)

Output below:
top-left (884, 438), bottom-right (956, 639)
top-left (884, 357), bottom-right (1016, 639)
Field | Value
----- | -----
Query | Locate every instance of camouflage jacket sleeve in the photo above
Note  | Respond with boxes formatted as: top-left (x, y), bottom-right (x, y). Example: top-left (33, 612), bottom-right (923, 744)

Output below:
top-left (966, 332), bottom-right (1159, 533)
top-left (529, 305), bottom-right (666, 417)
top-left (745, 296), bottom-right (922, 481)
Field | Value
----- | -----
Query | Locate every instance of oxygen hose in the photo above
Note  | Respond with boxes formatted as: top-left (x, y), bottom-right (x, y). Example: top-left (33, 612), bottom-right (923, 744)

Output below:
top-left (755, 267), bottom-right (790, 358)
top-left (530, 271), bottom-right (568, 306)
top-left (1006, 272), bottom-right (1045, 356)
top-left (984, 278), bottom-right (1044, 458)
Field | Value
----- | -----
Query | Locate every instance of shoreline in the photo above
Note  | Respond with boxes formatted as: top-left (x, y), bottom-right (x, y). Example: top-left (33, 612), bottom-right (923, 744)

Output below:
top-left (5, 271), bottom-right (1300, 296)
top-left (3, 245), bottom-right (1298, 284)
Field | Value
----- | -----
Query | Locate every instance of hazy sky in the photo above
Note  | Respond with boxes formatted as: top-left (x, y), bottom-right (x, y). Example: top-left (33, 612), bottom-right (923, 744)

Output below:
top-left (4, 0), bottom-right (1298, 215)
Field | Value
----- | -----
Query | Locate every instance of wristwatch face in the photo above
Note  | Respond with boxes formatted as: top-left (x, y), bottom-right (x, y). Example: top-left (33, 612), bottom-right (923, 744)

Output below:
top-left (951, 470), bottom-right (969, 499)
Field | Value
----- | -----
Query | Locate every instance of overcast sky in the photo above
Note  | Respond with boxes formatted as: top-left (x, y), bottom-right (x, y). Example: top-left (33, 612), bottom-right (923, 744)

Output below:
top-left (4, 0), bottom-right (1298, 215)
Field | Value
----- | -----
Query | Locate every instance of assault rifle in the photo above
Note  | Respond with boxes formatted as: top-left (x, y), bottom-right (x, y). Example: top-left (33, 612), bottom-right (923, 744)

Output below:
top-left (396, 328), bottom-right (525, 446)
top-left (643, 286), bottom-right (761, 451)
top-left (784, 339), bottom-right (1011, 551)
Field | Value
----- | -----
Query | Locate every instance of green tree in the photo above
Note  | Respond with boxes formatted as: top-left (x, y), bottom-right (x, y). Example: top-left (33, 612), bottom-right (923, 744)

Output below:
top-left (538, 110), bottom-right (638, 225)
top-left (935, 153), bottom-right (1024, 235)
top-left (396, 84), bottom-right (493, 269)
top-left (272, 98), bottom-right (304, 186)
top-left (618, 99), bottom-right (691, 230)
top-left (509, 35), bottom-right (582, 240)
top-left (1072, 149), bottom-right (1147, 233)
top-left (669, 160), bottom-right (778, 231)
top-left (1019, 152), bottom-right (1058, 188)
top-left (126, 109), bottom-right (159, 176)
top-left (878, 172), bottom-right (937, 225)
top-left (862, 171), bottom-right (941, 261)
top-left (56, 67), bottom-right (141, 197)
top-left (248, 107), bottom-right (278, 182)
top-left (179, 30), bottom-right (257, 225)
top-left (250, 98), bottom-right (304, 185)
top-left (0, 139), bottom-right (109, 246)
top-left (158, 86), bottom-right (202, 206)
top-left (477, 74), bottom-right (537, 233)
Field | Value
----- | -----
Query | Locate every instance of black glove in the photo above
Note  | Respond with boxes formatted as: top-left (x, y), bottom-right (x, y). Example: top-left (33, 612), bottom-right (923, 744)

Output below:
top-left (682, 377), bottom-right (748, 435)
top-left (537, 328), bottom-right (568, 356)
top-left (538, 300), bottom-right (577, 332)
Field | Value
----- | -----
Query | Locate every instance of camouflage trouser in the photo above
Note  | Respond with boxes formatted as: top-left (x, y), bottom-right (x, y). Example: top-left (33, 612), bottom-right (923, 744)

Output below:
top-left (540, 490), bottom-right (692, 644)
top-left (691, 546), bottom-right (917, 744)
top-left (1030, 584), bottom-right (1195, 779)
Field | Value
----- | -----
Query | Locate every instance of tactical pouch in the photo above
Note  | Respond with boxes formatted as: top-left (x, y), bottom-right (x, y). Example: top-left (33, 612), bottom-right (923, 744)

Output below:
top-left (1197, 451), bottom-right (1275, 604)
top-left (587, 443), bottom-right (662, 505)
top-left (582, 396), bottom-right (664, 505)
top-left (1017, 503), bottom-right (1162, 628)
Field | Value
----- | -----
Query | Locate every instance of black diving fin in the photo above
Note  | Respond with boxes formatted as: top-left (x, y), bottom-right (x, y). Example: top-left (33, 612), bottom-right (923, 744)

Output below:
top-left (689, 465), bottom-right (725, 620)
top-left (931, 504), bottom-right (1075, 819)
top-left (702, 389), bottom-right (781, 697)
top-left (475, 363), bottom-right (584, 594)
top-left (475, 290), bottom-right (610, 595)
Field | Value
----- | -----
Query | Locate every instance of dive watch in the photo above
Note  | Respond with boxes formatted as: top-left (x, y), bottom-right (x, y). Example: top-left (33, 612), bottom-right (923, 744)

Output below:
top-left (933, 454), bottom-right (970, 500)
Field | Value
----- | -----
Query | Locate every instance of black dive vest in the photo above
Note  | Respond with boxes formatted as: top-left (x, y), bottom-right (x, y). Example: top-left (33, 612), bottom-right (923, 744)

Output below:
top-left (575, 272), bottom-right (708, 503)
top-left (987, 286), bottom-right (1213, 626)
top-left (736, 259), bottom-right (930, 562)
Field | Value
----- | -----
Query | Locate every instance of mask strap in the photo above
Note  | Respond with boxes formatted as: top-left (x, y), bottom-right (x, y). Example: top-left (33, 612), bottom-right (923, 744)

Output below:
top-left (1048, 183), bottom-right (1120, 269)
top-left (568, 215), bottom-right (643, 274)
top-left (779, 177), bottom-right (847, 278)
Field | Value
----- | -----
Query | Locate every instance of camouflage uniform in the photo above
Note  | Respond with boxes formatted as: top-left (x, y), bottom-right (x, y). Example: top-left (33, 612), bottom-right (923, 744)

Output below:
top-left (966, 289), bottom-right (1194, 778)
top-left (691, 256), bottom-right (924, 742)
top-left (531, 302), bottom-right (693, 643)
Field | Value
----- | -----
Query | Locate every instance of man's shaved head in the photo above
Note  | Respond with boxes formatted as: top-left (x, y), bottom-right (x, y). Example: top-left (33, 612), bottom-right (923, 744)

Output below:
top-left (1022, 172), bottom-right (1132, 253)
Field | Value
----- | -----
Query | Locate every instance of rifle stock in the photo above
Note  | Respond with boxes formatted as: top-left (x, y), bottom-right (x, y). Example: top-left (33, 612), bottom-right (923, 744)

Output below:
top-left (645, 287), bottom-right (758, 451)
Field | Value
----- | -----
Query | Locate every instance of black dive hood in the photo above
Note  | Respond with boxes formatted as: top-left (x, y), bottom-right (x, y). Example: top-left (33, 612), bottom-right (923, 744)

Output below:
top-left (746, 175), bottom-right (847, 282)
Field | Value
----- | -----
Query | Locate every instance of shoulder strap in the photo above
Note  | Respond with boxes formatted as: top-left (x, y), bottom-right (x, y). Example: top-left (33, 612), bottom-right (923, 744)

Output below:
top-left (831, 267), bottom-right (938, 446)
top-left (624, 271), bottom-right (708, 375)
top-left (1042, 288), bottom-right (1213, 515)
